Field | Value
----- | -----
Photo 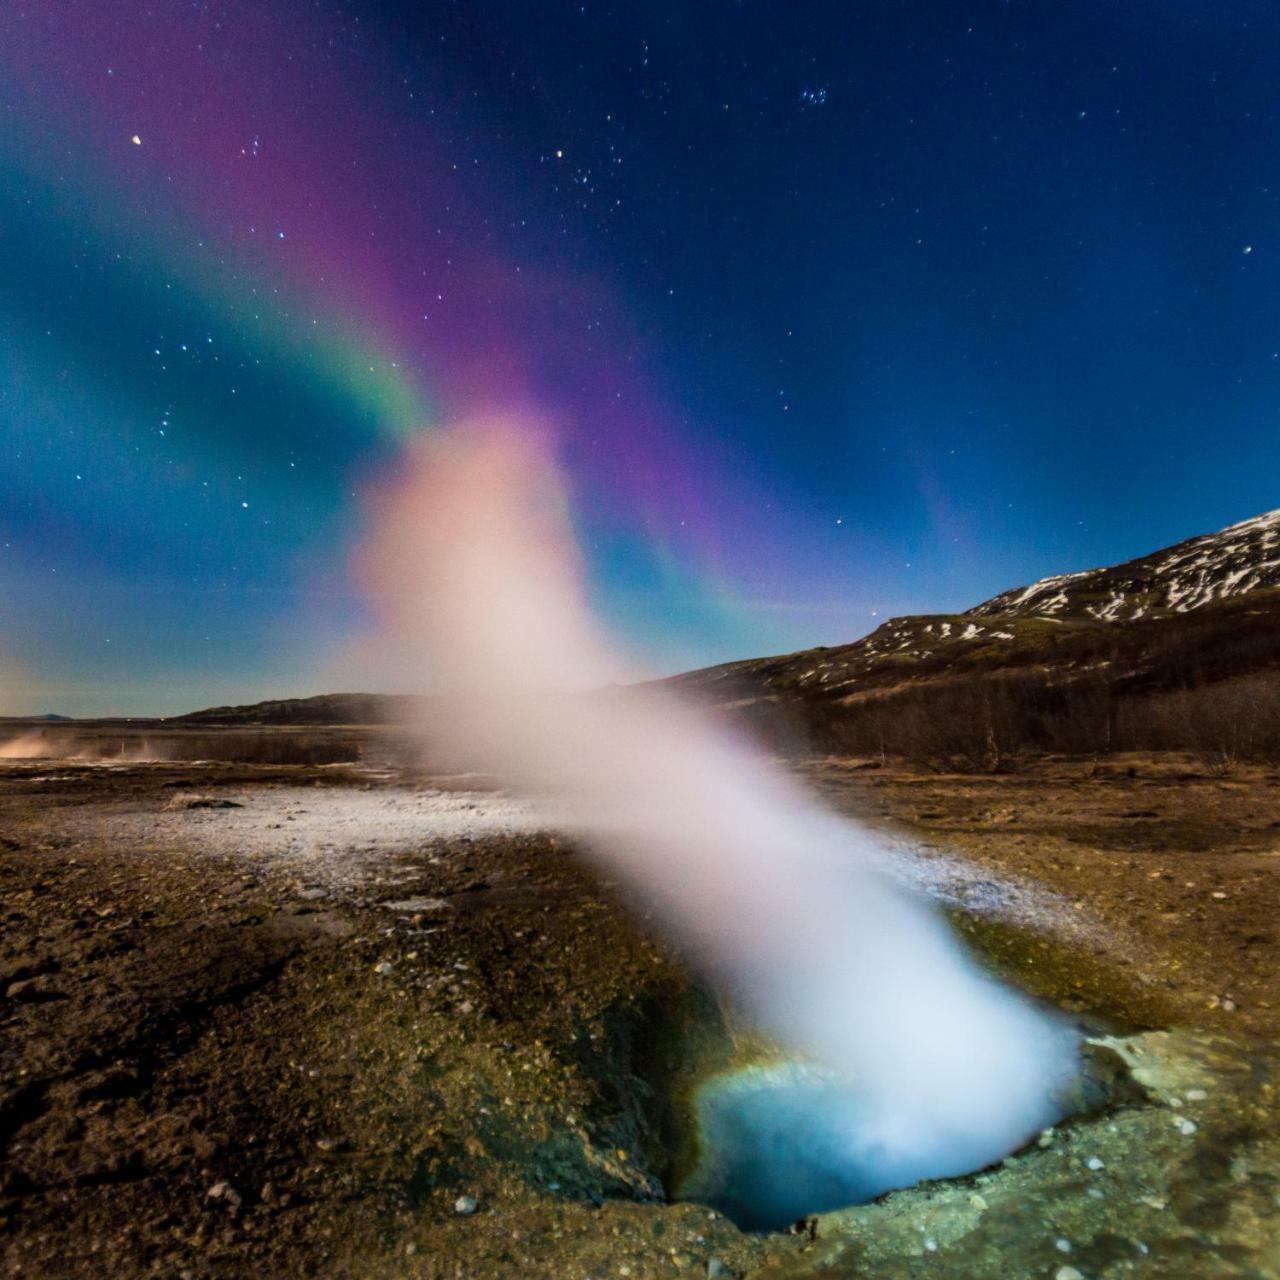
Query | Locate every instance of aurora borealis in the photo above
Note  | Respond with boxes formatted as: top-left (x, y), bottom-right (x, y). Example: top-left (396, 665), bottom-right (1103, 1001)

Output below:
top-left (5, 2), bottom-right (1280, 714)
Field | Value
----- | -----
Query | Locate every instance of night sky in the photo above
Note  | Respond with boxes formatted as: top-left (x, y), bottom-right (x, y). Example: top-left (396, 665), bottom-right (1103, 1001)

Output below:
top-left (3, 1), bottom-right (1280, 716)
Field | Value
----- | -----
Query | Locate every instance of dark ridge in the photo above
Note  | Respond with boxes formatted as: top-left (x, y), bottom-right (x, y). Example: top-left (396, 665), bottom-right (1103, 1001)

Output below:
top-left (173, 693), bottom-right (427, 726)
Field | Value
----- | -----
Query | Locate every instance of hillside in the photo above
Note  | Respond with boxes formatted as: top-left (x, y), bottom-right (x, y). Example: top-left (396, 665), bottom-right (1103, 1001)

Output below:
top-left (671, 510), bottom-right (1280, 764)
top-left (969, 509), bottom-right (1280, 622)
top-left (174, 693), bottom-right (425, 726)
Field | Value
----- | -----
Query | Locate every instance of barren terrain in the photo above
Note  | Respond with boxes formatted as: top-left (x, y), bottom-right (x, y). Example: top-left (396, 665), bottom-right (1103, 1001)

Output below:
top-left (2, 739), bottom-right (1278, 1277)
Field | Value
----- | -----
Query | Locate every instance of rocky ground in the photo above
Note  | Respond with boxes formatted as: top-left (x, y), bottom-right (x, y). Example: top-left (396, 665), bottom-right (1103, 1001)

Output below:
top-left (1, 745), bottom-right (1278, 1278)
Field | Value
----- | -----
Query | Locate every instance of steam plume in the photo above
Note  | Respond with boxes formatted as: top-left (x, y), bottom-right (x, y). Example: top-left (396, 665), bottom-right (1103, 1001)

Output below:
top-left (0, 732), bottom-right (52, 760)
top-left (359, 420), bottom-right (1076, 1188)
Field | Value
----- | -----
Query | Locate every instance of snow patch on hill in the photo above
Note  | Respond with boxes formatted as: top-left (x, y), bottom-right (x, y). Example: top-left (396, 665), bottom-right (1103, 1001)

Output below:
top-left (970, 509), bottom-right (1280, 623)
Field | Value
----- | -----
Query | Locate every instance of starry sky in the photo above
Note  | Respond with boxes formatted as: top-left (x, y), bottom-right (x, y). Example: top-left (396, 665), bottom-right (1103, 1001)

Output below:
top-left (3, 1), bottom-right (1280, 716)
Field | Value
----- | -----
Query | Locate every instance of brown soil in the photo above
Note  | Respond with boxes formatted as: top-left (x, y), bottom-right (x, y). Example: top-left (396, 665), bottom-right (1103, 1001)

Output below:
top-left (2, 747), bottom-right (1278, 1277)
top-left (803, 753), bottom-right (1280, 1037)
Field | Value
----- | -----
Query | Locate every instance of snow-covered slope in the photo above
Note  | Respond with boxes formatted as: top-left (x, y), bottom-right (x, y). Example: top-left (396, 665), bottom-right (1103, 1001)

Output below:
top-left (968, 510), bottom-right (1280, 623)
top-left (667, 508), bottom-right (1280, 706)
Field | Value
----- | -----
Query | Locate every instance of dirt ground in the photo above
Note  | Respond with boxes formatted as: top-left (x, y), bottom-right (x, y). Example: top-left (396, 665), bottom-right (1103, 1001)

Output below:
top-left (803, 754), bottom-right (1280, 1038)
top-left (1, 746), bottom-right (1278, 1278)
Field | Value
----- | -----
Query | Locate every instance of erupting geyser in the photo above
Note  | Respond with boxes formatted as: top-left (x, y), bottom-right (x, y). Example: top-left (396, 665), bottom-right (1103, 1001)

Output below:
top-left (359, 420), bottom-right (1079, 1216)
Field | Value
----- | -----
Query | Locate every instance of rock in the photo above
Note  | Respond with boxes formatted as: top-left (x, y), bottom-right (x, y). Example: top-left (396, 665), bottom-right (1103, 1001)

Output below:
top-left (454, 1194), bottom-right (478, 1215)
top-left (706, 1261), bottom-right (733, 1279)
top-left (5, 976), bottom-right (60, 1002)
top-left (374, 961), bottom-right (394, 976)
top-left (1055, 1268), bottom-right (1084, 1280)
top-left (0, 956), bottom-right (44, 986)
top-left (206, 1181), bottom-right (242, 1208)
top-left (1175, 1117), bottom-right (1198, 1136)
top-left (383, 896), bottom-right (448, 913)
top-left (1085, 1156), bottom-right (1105, 1171)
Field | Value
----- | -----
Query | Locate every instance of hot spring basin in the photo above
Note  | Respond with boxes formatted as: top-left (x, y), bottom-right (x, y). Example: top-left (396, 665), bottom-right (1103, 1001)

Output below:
top-left (674, 1049), bottom-right (1124, 1232)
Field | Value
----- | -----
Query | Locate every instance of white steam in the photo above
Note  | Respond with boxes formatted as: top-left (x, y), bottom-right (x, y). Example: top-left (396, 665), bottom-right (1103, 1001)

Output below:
top-left (0, 731), bottom-right (55, 760)
top-left (359, 420), bottom-right (1077, 1188)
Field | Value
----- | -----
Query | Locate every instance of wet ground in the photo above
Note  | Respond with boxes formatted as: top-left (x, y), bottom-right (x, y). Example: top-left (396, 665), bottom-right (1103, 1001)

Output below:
top-left (1, 747), bottom-right (1277, 1277)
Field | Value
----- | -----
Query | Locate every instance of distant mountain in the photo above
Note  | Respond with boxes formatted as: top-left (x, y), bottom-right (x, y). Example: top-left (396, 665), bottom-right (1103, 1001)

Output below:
top-left (174, 693), bottom-right (425, 726)
top-left (668, 510), bottom-right (1280, 762)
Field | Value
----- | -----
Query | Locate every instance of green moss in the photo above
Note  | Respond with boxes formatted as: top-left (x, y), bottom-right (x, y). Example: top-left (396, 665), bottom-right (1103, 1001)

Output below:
top-left (946, 909), bottom-right (1185, 1030)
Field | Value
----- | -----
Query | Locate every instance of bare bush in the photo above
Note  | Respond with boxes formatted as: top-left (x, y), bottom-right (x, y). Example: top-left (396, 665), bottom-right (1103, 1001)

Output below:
top-left (727, 665), bottom-right (1280, 771)
top-left (1116, 673), bottom-right (1280, 766)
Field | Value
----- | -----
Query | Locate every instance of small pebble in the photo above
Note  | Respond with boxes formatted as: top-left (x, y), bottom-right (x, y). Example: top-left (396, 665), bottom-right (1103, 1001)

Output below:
top-left (924, 1236), bottom-right (938, 1252)
top-left (1085, 1156), bottom-right (1105, 1171)
top-left (1175, 1117), bottom-right (1198, 1136)
top-left (967, 1193), bottom-right (988, 1211)
top-left (373, 961), bottom-right (394, 976)
top-left (1185, 1088), bottom-right (1208, 1102)
top-left (1055, 1268), bottom-right (1084, 1280)
top-left (454, 1194), bottom-right (478, 1215)
top-left (1055, 1238), bottom-right (1072, 1253)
